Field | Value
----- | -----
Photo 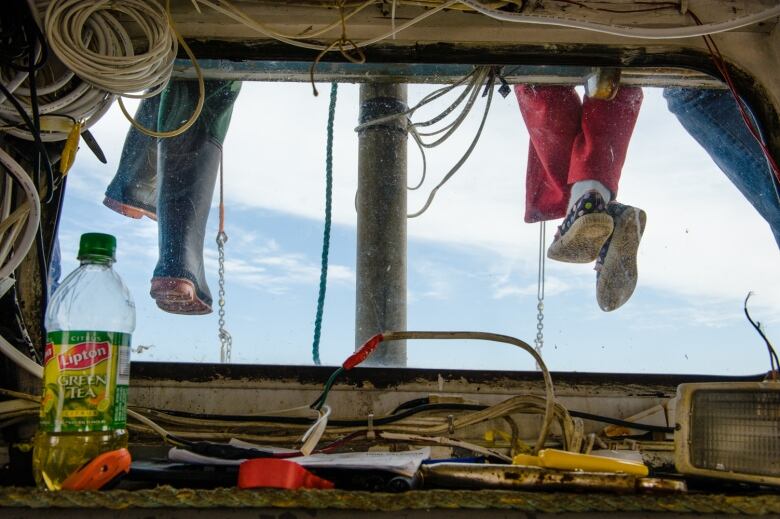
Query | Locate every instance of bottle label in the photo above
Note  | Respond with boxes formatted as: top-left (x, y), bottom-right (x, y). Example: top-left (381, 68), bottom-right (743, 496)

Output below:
top-left (40, 330), bottom-right (131, 433)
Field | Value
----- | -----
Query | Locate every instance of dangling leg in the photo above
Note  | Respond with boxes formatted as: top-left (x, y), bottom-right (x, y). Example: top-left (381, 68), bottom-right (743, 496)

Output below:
top-left (103, 96), bottom-right (160, 220)
top-left (664, 87), bottom-right (780, 250)
top-left (151, 80), bottom-right (242, 315)
top-left (516, 85), bottom-right (614, 263)
top-left (515, 85), bottom-right (580, 222)
top-left (569, 86), bottom-right (646, 311)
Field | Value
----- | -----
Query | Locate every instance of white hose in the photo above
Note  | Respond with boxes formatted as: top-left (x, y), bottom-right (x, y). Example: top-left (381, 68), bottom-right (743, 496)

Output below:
top-left (458, 0), bottom-right (780, 40)
top-left (0, 148), bottom-right (40, 282)
top-left (0, 334), bottom-right (43, 379)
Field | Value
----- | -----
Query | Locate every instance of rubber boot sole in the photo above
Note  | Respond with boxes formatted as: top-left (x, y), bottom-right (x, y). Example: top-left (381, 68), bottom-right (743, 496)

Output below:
top-left (597, 207), bottom-right (647, 312)
top-left (150, 277), bottom-right (212, 315)
top-left (103, 197), bottom-right (157, 221)
top-left (547, 213), bottom-right (614, 263)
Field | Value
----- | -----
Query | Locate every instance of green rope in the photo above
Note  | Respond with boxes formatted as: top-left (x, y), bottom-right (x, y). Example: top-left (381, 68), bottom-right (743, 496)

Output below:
top-left (312, 82), bottom-right (338, 366)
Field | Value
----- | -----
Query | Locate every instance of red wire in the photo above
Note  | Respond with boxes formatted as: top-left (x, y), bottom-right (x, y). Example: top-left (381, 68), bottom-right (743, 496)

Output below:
top-left (689, 10), bottom-right (780, 187)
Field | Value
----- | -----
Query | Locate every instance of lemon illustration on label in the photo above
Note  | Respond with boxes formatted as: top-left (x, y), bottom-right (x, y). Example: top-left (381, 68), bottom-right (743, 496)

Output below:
top-left (97, 399), bottom-right (111, 412)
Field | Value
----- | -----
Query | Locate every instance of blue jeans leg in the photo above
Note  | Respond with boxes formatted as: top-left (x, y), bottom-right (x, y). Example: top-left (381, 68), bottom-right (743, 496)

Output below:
top-left (663, 87), bottom-right (780, 250)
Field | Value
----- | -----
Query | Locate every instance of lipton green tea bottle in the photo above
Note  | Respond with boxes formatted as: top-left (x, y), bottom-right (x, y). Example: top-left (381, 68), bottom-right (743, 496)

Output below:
top-left (33, 233), bottom-right (135, 489)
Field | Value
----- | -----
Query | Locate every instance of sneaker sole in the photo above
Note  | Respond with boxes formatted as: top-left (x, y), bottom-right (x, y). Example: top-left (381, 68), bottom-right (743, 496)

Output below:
top-left (547, 213), bottom-right (614, 263)
top-left (150, 277), bottom-right (212, 315)
top-left (597, 207), bottom-right (647, 312)
top-left (103, 197), bottom-right (157, 221)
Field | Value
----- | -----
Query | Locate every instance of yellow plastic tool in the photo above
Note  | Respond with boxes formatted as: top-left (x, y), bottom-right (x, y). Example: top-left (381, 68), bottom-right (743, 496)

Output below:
top-left (60, 121), bottom-right (83, 176)
top-left (513, 449), bottom-right (649, 477)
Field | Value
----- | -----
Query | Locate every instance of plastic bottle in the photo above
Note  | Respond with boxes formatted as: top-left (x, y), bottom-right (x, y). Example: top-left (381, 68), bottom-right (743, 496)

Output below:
top-left (33, 233), bottom-right (135, 489)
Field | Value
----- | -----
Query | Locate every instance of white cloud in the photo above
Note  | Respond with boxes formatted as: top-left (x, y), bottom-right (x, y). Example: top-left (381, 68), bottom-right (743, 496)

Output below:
top-left (202, 235), bottom-right (355, 295)
top-left (493, 276), bottom-right (572, 299)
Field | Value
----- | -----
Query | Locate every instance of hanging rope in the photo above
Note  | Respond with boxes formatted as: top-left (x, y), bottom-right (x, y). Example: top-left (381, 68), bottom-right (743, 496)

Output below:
top-left (312, 82), bottom-right (338, 365)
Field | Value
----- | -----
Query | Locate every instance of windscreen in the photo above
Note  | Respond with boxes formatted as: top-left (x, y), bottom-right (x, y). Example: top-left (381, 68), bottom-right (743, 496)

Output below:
top-left (55, 74), bottom-right (780, 373)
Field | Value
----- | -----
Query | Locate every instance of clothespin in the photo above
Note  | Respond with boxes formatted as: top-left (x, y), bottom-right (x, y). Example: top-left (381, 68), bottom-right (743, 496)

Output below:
top-left (59, 121), bottom-right (83, 176)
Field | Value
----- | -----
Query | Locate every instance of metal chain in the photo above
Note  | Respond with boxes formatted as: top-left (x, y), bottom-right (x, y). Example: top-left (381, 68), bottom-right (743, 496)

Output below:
top-left (217, 152), bottom-right (232, 364)
top-left (534, 221), bottom-right (546, 368)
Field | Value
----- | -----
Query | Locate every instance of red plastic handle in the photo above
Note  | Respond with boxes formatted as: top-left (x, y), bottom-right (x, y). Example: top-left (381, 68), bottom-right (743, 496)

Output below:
top-left (342, 333), bottom-right (384, 370)
top-left (60, 448), bottom-right (131, 491)
top-left (238, 458), bottom-right (334, 490)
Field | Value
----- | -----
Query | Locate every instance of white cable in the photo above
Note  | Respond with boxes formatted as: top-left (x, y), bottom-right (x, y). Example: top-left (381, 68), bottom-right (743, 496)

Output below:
top-left (192, 0), bottom-right (459, 51)
top-left (0, 334), bottom-right (43, 379)
top-left (0, 148), bottom-right (40, 282)
top-left (0, 4), bottom-right (112, 141)
top-left (458, 0), bottom-right (780, 40)
top-left (300, 404), bottom-right (331, 455)
top-left (44, 0), bottom-right (177, 97)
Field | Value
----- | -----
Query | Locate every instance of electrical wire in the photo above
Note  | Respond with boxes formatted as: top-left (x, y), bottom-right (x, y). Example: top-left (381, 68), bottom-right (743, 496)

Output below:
top-left (568, 410), bottom-right (674, 434)
top-left (743, 291), bottom-right (779, 379)
top-left (457, 0), bottom-right (780, 40)
top-left (0, 147), bottom-right (41, 283)
top-left (355, 66), bottom-right (495, 217)
top-left (190, 0), bottom-right (459, 52)
top-left (0, 333), bottom-right (42, 378)
top-left (1, 1), bottom-right (112, 142)
top-left (548, 0), bottom-right (679, 15)
top-left (44, 0), bottom-right (176, 97)
top-left (686, 10), bottom-right (780, 196)
top-left (381, 331), bottom-right (554, 454)
top-left (0, 70), bottom-right (55, 197)
top-left (408, 70), bottom-right (495, 217)
top-left (116, 1), bottom-right (206, 138)
top-left (126, 408), bottom-right (191, 447)
top-left (308, 331), bottom-right (556, 454)
top-left (377, 431), bottom-right (512, 462)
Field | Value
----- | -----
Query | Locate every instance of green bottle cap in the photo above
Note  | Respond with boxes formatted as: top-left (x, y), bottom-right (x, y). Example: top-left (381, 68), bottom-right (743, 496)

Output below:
top-left (77, 233), bottom-right (117, 261)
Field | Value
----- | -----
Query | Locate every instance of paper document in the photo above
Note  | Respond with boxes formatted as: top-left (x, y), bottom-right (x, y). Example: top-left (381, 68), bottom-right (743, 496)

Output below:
top-left (168, 445), bottom-right (431, 477)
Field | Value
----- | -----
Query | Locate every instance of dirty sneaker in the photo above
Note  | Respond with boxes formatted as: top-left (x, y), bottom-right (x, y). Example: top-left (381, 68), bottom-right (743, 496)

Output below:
top-left (547, 190), bottom-right (614, 263)
top-left (595, 202), bottom-right (647, 312)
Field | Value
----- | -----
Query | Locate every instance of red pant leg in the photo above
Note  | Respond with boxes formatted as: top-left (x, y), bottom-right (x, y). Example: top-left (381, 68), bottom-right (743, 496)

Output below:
top-left (515, 85), bottom-right (582, 222)
top-left (568, 86), bottom-right (644, 195)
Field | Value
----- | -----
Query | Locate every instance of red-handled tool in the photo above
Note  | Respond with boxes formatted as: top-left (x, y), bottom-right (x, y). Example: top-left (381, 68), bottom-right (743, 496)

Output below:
top-left (238, 458), bottom-right (334, 490)
top-left (60, 448), bottom-right (132, 491)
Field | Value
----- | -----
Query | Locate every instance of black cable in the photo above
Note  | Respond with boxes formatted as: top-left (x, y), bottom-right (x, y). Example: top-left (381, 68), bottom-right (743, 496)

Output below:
top-left (0, 1), bottom-right (45, 70)
top-left (20, 6), bottom-right (53, 346)
top-left (0, 82), bottom-right (55, 196)
top-left (147, 402), bottom-right (674, 434)
top-left (34, 227), bottom-right (48, 344)
top-left (149, 402), bottom-right (487, 429)
top-left (567, 410), bottom-right (674, 434)
top-left (390, 397), bottom-right (430, 415)
top-left (744, 292), bottom-right (780, 374)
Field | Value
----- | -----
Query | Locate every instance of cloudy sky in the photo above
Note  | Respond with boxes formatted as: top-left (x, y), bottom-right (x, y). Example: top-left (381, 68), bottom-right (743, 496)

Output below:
top-left (57, 80), bottom-right (780, 375)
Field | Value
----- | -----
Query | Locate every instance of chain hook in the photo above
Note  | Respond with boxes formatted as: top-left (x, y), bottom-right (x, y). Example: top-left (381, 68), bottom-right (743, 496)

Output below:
top-left (216, 152), bottom-right (232, 364)
top-left (534, 221), bottom-right (546, 369)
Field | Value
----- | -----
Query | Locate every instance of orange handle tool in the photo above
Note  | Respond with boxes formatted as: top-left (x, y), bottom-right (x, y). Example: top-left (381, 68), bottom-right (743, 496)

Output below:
top-left (60, 448), bottom-right (132, 491)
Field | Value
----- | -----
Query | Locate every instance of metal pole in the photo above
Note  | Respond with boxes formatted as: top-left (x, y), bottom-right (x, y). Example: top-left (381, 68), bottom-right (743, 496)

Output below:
top-left (355, 83), bottom-right (408, 366)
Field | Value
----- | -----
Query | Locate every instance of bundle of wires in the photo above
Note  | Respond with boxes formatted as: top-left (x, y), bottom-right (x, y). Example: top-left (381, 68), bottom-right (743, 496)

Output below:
top-left (0, 0), bottom-right (197, 369)
top-left (1, 0), bottom-right (112, 143)
top-left (0, 0), bottom-right (48, 293)
top-left (355, 66), bottom-right (497, 217)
